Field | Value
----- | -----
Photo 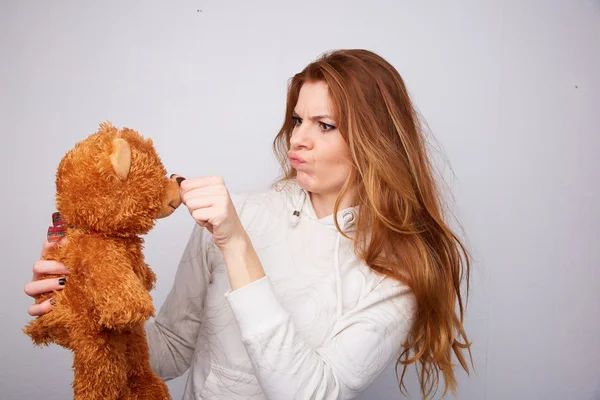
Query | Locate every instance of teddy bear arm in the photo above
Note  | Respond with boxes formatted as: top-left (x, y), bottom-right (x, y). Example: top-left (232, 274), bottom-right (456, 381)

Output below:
top-left (85, 258), bottom-right (155, 330)
top-left (144, 266), bottom-right (157, 291)
top-left (128, 242), bottom-right (157, 291)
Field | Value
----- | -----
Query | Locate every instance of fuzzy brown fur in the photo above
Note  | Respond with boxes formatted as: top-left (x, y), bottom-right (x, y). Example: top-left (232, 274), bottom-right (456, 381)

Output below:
top-left (24, 122), bottom-right (181, 400)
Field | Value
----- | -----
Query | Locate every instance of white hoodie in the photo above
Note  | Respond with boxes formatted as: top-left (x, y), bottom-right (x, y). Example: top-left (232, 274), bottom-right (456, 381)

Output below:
top-left (145, 179), bottom-right (416, 400)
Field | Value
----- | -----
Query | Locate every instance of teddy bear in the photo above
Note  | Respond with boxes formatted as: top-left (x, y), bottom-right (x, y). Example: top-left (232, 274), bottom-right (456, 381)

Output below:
top-left (23, 122), bottom-right (183, 400)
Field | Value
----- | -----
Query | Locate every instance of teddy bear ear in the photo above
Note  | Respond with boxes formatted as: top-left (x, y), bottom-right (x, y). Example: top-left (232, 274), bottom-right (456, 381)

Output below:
top-left (110, 138), bottom-right (131, 180)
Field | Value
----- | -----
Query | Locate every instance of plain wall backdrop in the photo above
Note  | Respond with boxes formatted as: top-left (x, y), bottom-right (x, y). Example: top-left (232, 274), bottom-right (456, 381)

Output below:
top-left (2, 1), bottom-right (599, 399)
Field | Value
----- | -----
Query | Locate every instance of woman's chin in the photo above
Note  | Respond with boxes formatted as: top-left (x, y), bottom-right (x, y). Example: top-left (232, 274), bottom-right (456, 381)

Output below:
top-left (295, 172), bottom-right (314, 191)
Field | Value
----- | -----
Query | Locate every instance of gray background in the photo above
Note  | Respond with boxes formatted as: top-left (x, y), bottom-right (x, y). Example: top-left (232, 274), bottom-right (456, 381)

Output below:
top-left (2, 1), bottom-right (599, 399)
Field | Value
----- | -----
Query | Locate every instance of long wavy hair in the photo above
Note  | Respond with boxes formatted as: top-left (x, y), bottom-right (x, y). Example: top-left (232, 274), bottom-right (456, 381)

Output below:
top-left (272, 49), bottom-right (473, 399)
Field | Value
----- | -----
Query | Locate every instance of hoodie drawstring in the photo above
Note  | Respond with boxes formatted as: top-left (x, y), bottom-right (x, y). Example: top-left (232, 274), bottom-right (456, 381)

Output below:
top-left (290, 189), bottom-right (307, 227)
top-left (334, 210), bottom-right (355, 319)
top-left (334, 222), bottom-right (344, 319)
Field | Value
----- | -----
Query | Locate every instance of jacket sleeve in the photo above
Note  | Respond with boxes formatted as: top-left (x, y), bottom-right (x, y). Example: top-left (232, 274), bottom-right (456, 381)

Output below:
top-left (145, 223), bottom-right (213, 380)
top-left (224, 275), bottom-right (416, 399)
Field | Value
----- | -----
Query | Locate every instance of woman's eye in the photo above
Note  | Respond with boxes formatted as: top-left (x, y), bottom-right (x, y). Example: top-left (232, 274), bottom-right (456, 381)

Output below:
top-left (319, 122), bottom-right (336, 132)
top-left (292, 116), bottom-right (302, 126)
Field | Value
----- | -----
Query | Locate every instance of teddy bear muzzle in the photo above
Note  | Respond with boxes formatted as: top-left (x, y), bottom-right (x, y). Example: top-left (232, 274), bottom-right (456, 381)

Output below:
top-left (156, 174), bottom-right (185, 219)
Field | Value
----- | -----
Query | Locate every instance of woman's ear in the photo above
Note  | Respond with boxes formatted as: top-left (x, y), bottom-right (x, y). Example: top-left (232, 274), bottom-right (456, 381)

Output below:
top-left (110, 138), bottom-right (131, 180)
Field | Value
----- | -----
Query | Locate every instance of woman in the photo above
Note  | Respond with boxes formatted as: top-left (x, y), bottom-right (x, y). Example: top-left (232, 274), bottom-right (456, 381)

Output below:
top-left (25, 49), bottom-right (472, 399)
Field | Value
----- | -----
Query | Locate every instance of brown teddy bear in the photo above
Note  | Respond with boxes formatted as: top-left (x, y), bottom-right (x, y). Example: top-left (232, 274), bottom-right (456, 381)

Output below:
top-left (24, 122), bottom-right (182, 400)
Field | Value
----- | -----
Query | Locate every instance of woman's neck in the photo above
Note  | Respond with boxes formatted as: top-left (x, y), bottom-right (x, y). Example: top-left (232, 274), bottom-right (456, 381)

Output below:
top-left (309, 188), bottom-right (355, 219)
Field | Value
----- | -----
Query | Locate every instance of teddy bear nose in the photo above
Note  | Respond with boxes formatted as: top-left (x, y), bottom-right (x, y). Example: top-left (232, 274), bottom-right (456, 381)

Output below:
top-left (170, 174), bottom-right (186, 187)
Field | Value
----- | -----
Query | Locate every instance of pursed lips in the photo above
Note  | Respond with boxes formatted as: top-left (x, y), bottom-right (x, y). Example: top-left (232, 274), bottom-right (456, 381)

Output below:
top-left (288, 152), bottom-right (307, 163)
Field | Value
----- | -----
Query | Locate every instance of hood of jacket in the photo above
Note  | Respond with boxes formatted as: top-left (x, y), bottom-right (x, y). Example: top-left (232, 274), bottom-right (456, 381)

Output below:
top-left (281, 178), bottom-right (359, 234)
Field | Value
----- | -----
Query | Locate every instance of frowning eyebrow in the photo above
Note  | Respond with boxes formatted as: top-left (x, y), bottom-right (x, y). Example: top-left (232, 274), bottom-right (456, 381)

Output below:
top-left (292, 111), bottom-right (335, 121)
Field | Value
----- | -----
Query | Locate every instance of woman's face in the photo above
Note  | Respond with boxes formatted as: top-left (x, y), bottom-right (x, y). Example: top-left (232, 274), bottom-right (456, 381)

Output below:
top-left (288, 81), bottom-right (352, 197)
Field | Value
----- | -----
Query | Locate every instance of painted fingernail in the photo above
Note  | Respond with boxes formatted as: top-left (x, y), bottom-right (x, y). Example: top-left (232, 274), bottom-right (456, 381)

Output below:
top-left (176, 176), bottom-right (186, 186)
top-left (49, 298), bottom-right (56, 306)
top-left (58, 278), bottom-right (66, 286)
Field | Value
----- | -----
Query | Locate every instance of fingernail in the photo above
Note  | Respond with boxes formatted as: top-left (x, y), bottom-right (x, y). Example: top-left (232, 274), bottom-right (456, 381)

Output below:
top-left (58, 278), bottom-right (66, 286)
top-left (49, 298), bottom-right (56, 306)
top-left (176, 176), bottom-right (186, 186)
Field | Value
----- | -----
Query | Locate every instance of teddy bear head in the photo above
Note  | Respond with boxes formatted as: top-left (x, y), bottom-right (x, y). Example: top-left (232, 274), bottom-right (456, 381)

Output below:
top-left (54, 122), bottom-right (182, 236)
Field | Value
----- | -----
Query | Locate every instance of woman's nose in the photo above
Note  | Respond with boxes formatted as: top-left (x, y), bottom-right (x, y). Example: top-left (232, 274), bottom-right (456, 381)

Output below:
top-left (290, 125), bottom-right (312, 149)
